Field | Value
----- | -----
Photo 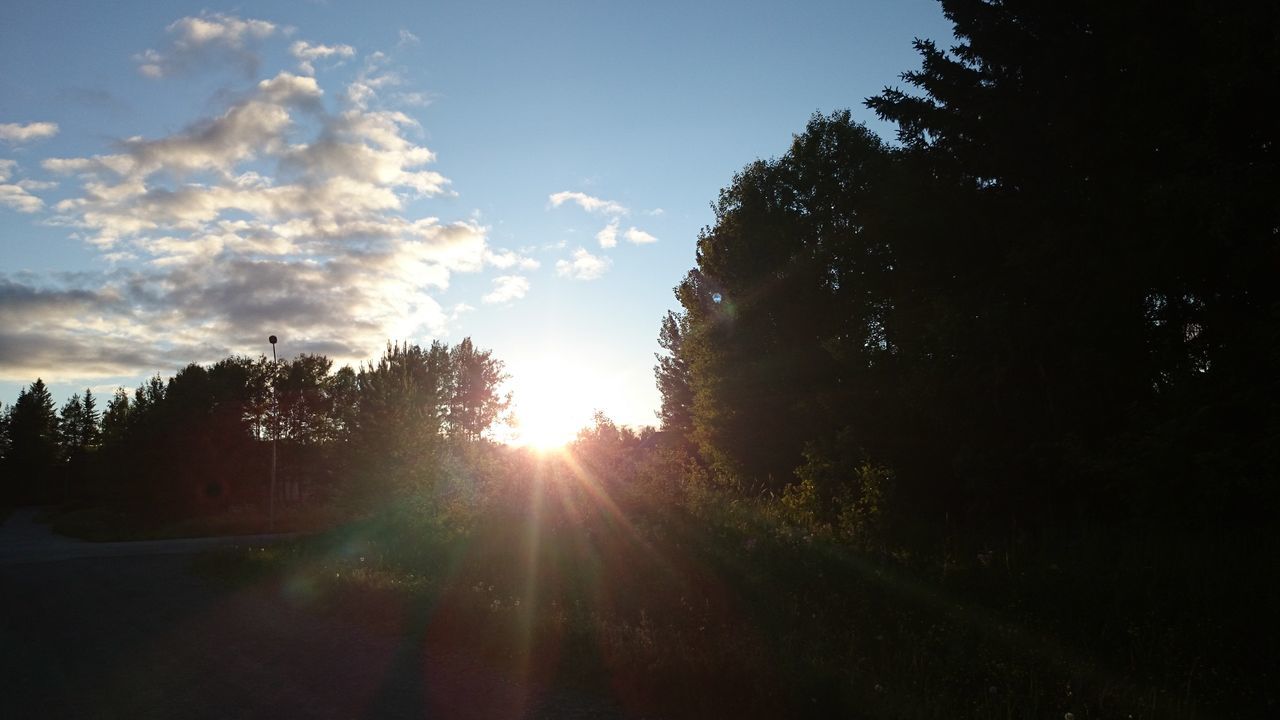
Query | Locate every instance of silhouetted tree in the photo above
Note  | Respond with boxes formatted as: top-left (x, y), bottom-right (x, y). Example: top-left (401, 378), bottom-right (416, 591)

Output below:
top-left (100, 388), bottom-right (130, 448)
top-left (5, 379), bottom-right (60, 502)
top-left (448, 337), bottom-right (510, 442)
top-left (0, 402), bottom-right (10, 463)
top-left (80, 388), bottom-right (99, 449)
top-left (277, 354), bottom-right (337, 445)
top-left (863, 0), bottom-right (1280, 524)
top-left (346, 342), bottom-right (452, 504)
top-left (57, 393), bottom-right (86, 459)
top-left (671, 112), bottom-right (895, 489)
top-left (653, 311), bottom-right (693, 440)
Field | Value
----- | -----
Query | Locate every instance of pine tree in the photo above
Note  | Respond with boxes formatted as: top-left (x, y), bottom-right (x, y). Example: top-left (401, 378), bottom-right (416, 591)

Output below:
top-left (58, 393), bottom-right (85, 458)
top-left (80, 388), bottom-right (100, 449)
top-left (5, 379), bottom-right (60, 502)
top-left (101, 388), bottom-right (131, 448)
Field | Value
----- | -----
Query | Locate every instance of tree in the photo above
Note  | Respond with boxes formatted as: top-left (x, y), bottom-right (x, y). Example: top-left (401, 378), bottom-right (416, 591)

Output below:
top-left (57, 393), bottom-right (86, 459)
top-left (346, 342), bottom-right (452, 503)
top-left (0, 402), bottom-right (10, 462)
top-left (671, 111), bottom-right (896, 489)
top-left (4, 379), bottom-right (60, 502)
top-left (571, 410), bottom-right (640, 476)
top-left (864, 0), bottom-right (1280, 522)
top-left (653, 310), bottom-right (693, 440)
top-left (277, 354), bottom-right (337, 445)
top-left (447, 337), bottom-right (510, 442)
top-left (100, 388), bottom-right (131, 447)
top-left (80, 388), bottom-right (100, 449)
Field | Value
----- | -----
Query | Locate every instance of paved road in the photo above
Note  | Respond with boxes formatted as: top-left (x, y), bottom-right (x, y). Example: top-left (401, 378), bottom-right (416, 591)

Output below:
top-left (0, 509), bottom-right (623, 719)
top-left (0, 508), bottom-right (298, 566)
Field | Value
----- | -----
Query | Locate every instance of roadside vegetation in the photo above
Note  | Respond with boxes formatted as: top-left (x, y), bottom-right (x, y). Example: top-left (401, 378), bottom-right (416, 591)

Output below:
top-left (197, 423), bottom-right (1272, 719)
top-left (2, 3), bottom-right (1275, 718)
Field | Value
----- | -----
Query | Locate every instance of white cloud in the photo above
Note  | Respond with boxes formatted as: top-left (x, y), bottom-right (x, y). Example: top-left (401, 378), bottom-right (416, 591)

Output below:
top-left (0, 122), bottom-right (59, 143)
top-left (171, 14), bottom-right (275, 46)
top-left (624, 226), bottom-right (658, 245)
top-left (0, 185), bottom-right (44, 213)
top-left (555, 247), bottom-right (611, 280)
top-left (290, 40), bottom-right (355, 75)
top-left (136, 12), bottom-right (277, 78)
top-left (40, 71), bottom-right (457, 246)
top-left (345, 52), bottom-right (404, 109)
top-left (0, 160), bottom-right (46, 213)
top-left (646, 208), bottom-right (665, 216)
top-left (398, 30), bottom-right (421, 46)
top-left (596, 219), bottom-right (619, 248)
top-left (482, 275), bottom-right (530, 304)
top-left (484, 248), bottom-right (540, 270)
top-left (391, 92), bottom-right (433, 107)
top-left (5, 31), bottom-right (517, 381)
top-left (549, 191), bottom-right (627, 216)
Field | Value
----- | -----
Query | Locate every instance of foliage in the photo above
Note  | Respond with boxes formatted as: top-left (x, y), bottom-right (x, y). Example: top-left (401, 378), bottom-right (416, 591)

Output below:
top-left (2, 338), bottom-right (510, 521)
top-left (447, 337), bottom-right (511, 442)
top-left (658, 1), bottom-right (1279, 541)
top-left (2, 379), bottom-right (60, 503)
top-left (653, 310), bottom-right (693, 439)
top-left (4, 3), bottom-right (1276, 716)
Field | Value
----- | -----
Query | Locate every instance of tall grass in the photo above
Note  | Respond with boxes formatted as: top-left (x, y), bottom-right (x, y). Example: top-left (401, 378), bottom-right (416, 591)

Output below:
top-left (201, 444), bottom-right (1276, 719)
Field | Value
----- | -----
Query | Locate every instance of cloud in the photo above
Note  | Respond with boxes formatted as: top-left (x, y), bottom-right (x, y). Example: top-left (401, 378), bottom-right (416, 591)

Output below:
top-left (0, 185), bottom-right (44, 213)
top-left (624, 226), bottom-right (658, 245)
top-left (391, 92), bottom-right (433, 107)
top-left (0, 277), bottom-right (155, 380)
top-left (555, 247), bottom-right (611, 280)
top-left (345, 51), bottom-right (404, 109)
top-left (485, 248), bottom-right (540, 270)
top-left (549, 191), bottom-right (627, 216)
top-left (290, 40), bottom-right (355, 75)
top-left (136, 12), bottom-right (277, 78)
top-left (596, 219), bottom-right (619, 248)
top-left (40, 71), bottom-right (455, 246)
top-left (5, 30), bottom-right (516, 382)
top-left (482, 275), bottom-right (530, 304)
top-left (0, 160), bottom-right (46, 213)
top-left (0, 122), bottom-right (59, 143)
top-left (398, 30), bottom-right (421, 47)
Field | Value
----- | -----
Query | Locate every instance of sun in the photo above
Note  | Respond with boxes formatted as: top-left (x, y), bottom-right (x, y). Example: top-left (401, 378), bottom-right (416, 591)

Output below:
top-left (512, 384), bottom-right (587, 450)
top-left (506, 356), bottom-right (600, 450)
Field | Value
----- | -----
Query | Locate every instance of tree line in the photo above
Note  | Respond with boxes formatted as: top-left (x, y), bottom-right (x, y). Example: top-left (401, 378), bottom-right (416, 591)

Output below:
top-left (654, 0), bottom-right (1277, 541)
top-left (0, 339), bottom-right (509, 519)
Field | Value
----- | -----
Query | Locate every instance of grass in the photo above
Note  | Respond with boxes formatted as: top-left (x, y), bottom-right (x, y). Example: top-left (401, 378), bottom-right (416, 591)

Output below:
top-left (194, 457), bottom-right (1276, 719)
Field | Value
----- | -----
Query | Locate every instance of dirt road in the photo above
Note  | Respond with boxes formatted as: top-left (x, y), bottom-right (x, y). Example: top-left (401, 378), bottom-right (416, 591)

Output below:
top-left (0, 509), bottom-right (623, 719)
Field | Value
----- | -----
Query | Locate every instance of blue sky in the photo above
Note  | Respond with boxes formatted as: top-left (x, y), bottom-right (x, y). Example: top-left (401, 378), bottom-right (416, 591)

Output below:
top-left (0, 0), bottom-right (950, 443)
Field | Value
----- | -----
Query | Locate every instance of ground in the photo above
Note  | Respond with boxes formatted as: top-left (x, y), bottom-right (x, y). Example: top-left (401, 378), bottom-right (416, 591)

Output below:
top-left (0, 509), bottom-right (623, 720)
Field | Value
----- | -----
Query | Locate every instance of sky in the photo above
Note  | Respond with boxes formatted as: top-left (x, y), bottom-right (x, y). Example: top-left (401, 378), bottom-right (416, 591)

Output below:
top-left (0, 0), bottom-right (951, 445)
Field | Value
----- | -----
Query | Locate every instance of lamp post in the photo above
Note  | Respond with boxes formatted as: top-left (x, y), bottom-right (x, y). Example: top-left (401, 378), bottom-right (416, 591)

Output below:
top-left (268, 334), bottom-right (277, 533)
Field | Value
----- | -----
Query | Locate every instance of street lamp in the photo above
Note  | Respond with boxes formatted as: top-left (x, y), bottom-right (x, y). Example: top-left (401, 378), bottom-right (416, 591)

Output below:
top-left (268, 335), bottom-right (277, 532)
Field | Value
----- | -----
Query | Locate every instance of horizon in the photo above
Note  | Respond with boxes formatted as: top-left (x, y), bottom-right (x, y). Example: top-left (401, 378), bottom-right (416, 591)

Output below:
top-left (0, 1), bottom-right (952, 444)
